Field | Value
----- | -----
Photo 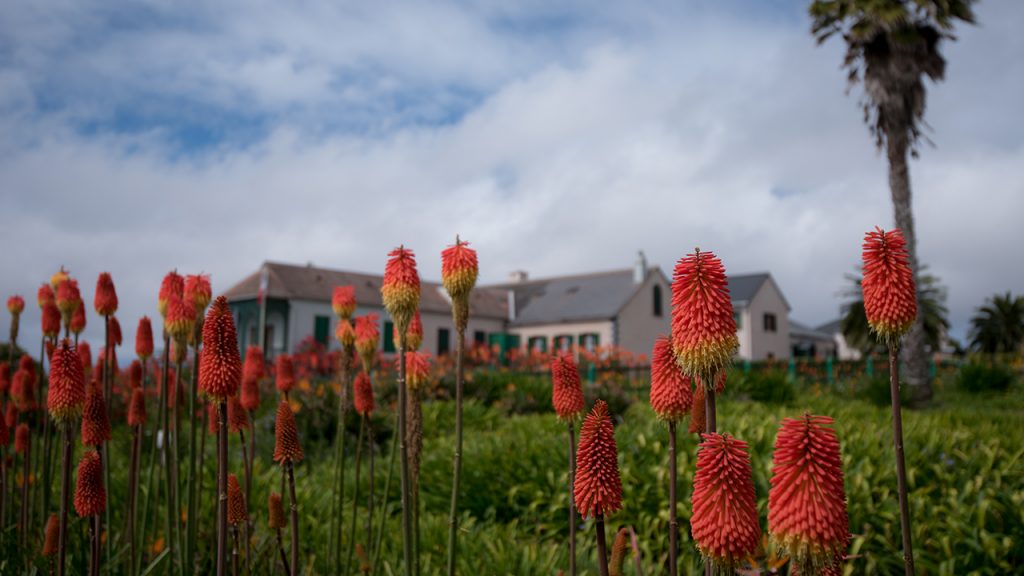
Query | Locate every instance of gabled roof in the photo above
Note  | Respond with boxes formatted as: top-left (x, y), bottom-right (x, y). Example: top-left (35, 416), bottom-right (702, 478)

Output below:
top-left (790, 320), bottom-right (835, 342)
top-left (728, 272), bottom-right (791, 311)
top-left (222, 261), bottom-right (509, 319)
top-left (486, 268), bottom-right (664, 326)
top-left (815, 318), bottom-right (843, 335)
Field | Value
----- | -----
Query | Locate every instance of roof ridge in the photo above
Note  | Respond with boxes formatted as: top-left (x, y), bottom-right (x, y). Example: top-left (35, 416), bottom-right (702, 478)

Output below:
top-left (482, 267), bottom-right (633, 287)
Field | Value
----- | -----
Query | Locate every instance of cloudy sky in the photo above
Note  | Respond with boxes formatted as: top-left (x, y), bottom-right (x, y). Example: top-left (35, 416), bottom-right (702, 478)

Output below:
top-left (2, 0), bottom-right (1021, 353)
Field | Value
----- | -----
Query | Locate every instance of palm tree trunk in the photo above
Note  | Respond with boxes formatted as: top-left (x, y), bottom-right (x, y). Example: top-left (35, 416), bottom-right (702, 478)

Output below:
top-left (887, 133), bottom-right (931, 403)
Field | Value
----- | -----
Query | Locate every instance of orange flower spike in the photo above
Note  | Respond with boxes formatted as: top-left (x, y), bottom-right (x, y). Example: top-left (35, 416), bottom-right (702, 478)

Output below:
top-left (688, 384), bottom-right (706, 434)
top-left (55, 278), bottom-right (81, 323)
top-left (42, 513), bottom-right (60, 556)
top-left (15, 422), bottom-right (30, 454)
top-left (268, 492), bottom-right (287, 529)
top-left (272, 399), bottom-right (304, 464)
top-left (670, 249), bottom-right (738, 385)
top-left (127, 387), bottom-right (147, 427)
top-left (354, 315), bottom-right (379, 372)
top-left (7, 295), bottom-right (25, 315)
top-left (336, 319), bottom-right (356, 351)
top-left (81, 383), bottom-right (111, 446)
top-left (78, 342), bottom-right (93, 376)
top-left (275, 354), bottom-right (295, 394)
top-left (381, 246), bottom-right (421, 334)
top-left (184, 274), bottom-right (213, 313)
top-left (227, 394), bottom-right (249, 433)
top-left (128, 360), bottom-right (142, 389)
top-left (38, 284), bottom-right (55, 308)
top-left (136, 317), bottom-right (154, 360)
top-left (12, 369), bottom-right (36, 412)
top-left (353, 372), bottom-right (375, 417)
top-left (574, 400), bottom-right (623, 519)
top-left (861, 227), bottom-right (917, 345)
top-left (70, 305), bottom-right (86, 336)
top-left (768, 415), bottom-right (849, 571)
top-left (691, 433), bottom-right (761, 567)
top-left (550, 353), bottom-right (585, 423)
top-left (109, 316), bottom-right (123, 347)
top-left (649, 335), bottom-right (693, 422)
top-left (158, 271), bottom-right (184, 319)
top-left (227, 474), bottom-right (248, 525)
top-left (243, 346), bottom-right (265, 381)
top-left (48, 339), bottom-right (86, 424)
top-left (74, 450), bottom-right (106, 517)
top-left (199, 296), bottom-right (242, 401)
top-left (94, 272), bottom-right (118, 316)
top-left (241, 346), bottom-right (264, 411)
top-left (50, 267), bottom-right (70, 291)
top-left (332, 285), bottom-right (356, 320)
top-left (165, 293), bottom-right (196, 344)
top-left (403, 351), bottom-right (430, 389)
top-left (0, 363), bottom-right (9, 396)
top-left (441, 238), bottom-right (479, 332)
top-left (41, 302), bottom-right (61, 338)
top-left (402, 311), bottom-right (423, 352)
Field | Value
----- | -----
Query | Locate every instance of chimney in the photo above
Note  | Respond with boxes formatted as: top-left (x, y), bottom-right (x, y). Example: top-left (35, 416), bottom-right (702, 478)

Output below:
top-left (508, 270), bottom-right (529, 283)
top-left (633, 251), bottom-right (647, 284)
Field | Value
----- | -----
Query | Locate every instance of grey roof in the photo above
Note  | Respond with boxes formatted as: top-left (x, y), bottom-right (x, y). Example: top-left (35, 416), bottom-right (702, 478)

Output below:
top-left (222, 261), bottom-right (509, 319)
top-left (487, 268), bottom-right (658, 326)
top-left (728, 272), bottom-right (791, 311)
top-left (790, 320), bottom-right (835, 342)
top-left (815, 318), bottom-right (844, 335)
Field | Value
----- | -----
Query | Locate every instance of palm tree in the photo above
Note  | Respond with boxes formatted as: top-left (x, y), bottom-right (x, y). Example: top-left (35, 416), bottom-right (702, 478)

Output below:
top-left (810, 0), bottom-right (976, 401)
top-left (841, 270), bottom-right (949, 356)
top-left (969, 293), bottom-right (1024, 355)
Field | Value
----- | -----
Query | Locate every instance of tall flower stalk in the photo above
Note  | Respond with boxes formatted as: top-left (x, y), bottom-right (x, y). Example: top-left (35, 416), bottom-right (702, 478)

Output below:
top-left (200, 296), bottom-right (243, 576)
top-left (441, 237), bottom-right (477, 576)
top-left (272, 399), bottom-right (304, 576)
top-left (241, 344), bottom-right (264, 558)
top-left (15, 423), bottom-right (30, 547)
top-left (346, 318), bottom-right (377, 575)
top-left (39, 286), bottom-right (61, 539)
top-left (574, 400), bottom-right (623, 576)
top-left (550, 352), bottom-right (584, 575)
top-left (158, 270), bottom-right (184, 574)
top-left (348, 371), bottom-right (374, 575)
top-left (135, 317), bottom-right (156, 576)
top-left (381, 246), bottom-right (420, 576)
top-left (94, 271), bottom-right (117, 570)
top-left (268, 492), bottom-right (290, 576)
top-left (81, 379), bottom-right (110, 575)
top-left (184, 273), bottom-right (211, 572)
top-left (861, 227), bottom-right (917, 575)
top-left (227, 474), bottom-right (248, 576)
top-left (74, 450), bottom-right (105, 576)
top-left (47, 338), bottom-right (86, 576)
top-left (227, 394), bottom-right (251, 569)
top-left (329, 285), bottom-right (355, 575)
top-left (649, 336), bottom-right (693, 576)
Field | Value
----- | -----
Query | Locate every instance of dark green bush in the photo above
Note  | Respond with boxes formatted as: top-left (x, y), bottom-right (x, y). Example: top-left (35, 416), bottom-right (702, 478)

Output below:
top-left (732, 370), bottom-right (796, 405)
top-left (957, 361), bottom-right (1016, 394)
top-left (858, 372), bottom-right (911, 407)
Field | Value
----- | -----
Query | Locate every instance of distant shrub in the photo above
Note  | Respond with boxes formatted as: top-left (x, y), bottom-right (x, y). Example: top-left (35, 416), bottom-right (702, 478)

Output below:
top-left (732, 370), bottom-right (796, 405)
top-left (858, 373), bottom-right (911, 407)
top-left (957, 361), bottom-right (1016, 394)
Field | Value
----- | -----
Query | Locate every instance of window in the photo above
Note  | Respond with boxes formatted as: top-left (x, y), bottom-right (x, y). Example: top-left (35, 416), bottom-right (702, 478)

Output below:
top-left (474, 330), bottom-right (486, 344)
top-left (579, 333), bottom-right (600, 351)
top-left (734, 311), bottom-right (742, 329)
top-left (653, 284), bottom-right (663, 317)
top-left (554, 334), bottom-right (573, 352)
top-left (437, 327), bottom-right (451, 356)
top-left (763, 313), bottom-right (777, 333)
top-left (384, 321), bottom-right (395, 353)
top-left (528, 336), bottom-right (547, 352)
top-left (314, 315), bottom-right (330, 345)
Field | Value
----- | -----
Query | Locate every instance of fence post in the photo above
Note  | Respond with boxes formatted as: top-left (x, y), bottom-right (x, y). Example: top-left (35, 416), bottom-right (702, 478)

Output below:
top-left (866, 356), bottom-right (874, 377)
top-left (788, 359), bottom-right (796, 380)
top-left (826, 356), bottom-right (834, 384)
top-left (743, 359), bottom-right (751, 375)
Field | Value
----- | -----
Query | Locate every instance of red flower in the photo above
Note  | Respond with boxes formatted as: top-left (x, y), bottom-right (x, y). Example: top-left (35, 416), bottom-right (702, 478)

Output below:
top-left (158, 271), bottom-right (184, 318)
top-left (241, 346), bottom-right (264, 411)
top-left (268, 492), bottom-right (287, 529)
top-left (275, 354), bottom-right (295, 394)
top-left (55, 277), bottom-right (80, 316)
top-left (688, 384), bottom-right (706, 434)
top-left (12, 368), bottom-right (36, 412)
top-left (42, 513), bottom-right (60, 556)
top-left (381, 246), bottom-right (420, 332)
top-left (4, 402), bottom-right (15, 429)
top-left (649, 335), bottom-right (693, 422)
top-left (78, 342), bottom-right (93, 376)
top-left (671, 249), bottom-right (738, 383)
top-left (163, 366), bottom-right (178, 410)
top-left (81, 383), bottom-right (111, 446)
top-left (332, 286), bottom-right (356, 319)
top-left (574, 400), bottom-right (623, 518)
top-left (108, 316), bottom-right (122, 347)
top-left (861, 227), bottom-right (917, 344)
top-left (38, 284), bottom-right (55, 309)
top-left (768, 415), bottom-right (848, 571)
top-left (0, 362), bottom-right (9, 395)
top-left (399, 351), bottom-right (430, 389)
top-left (15, 422), bottom-right (30, 454)
top-left (128, 360), bottom-right (142, 389)
top-left (228, 473), bottom-right (247, 525)
top-left (273, 400), bottom-right (304, 464)
top-left (41, 302), bottom-right (61, 338)
top-left (442, 238), bottom-right (479, 330)
top-left (48, 339), bottom-right (86, 423)
top-left (136, 317), bottom-right (154, 360)
top-left (19, 354), bottom-right (34, 374)
top-left (198, 297), bottom-right (242, 400)
top-left (550, 353), bottom-right (584, 422)
top-left (6, 295), bottom-right (25, 315)
top-left (228, 394), bottom-right (248, 433)
top-left (165, 293), bottom-right (196, 343)
top-left (74, 450), bottom-right (106, 517)
top-left (336, 319), bottom-right (356, 350)
top-left (184, 274), bottom-right (212, 313)
top-left (50, 268), bottom-right (69, 290)
top-left (354, 315), bottom-right (379, 371)
top-left (402, 311), bottom-right (423, 352)
top-left (353, 372), bottom-right (374, 417)
top-left (127, 387), bottom-right (147, 427)
top-left (70, 304), bottom-right (86, 335)
top-left (94, 272), bottom-right (118, 316)
top-left (691, 433), bottom-right (761, 567)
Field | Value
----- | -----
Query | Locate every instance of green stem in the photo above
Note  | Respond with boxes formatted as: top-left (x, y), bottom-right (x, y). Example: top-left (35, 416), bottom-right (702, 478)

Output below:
top-left (568, 422), bottom-right (577, 576)
top-left (596, 513), bottom-right (609, 576)
top-left (331, 355), bottom-right (349, 574)
top-left (446, 329), bottom-right (465, 576)
top-left (139, 359), bottom-right (163, 576)
top-left (668, 422), bottom-right (677, 576)
top-left (217, 402), bottom-right (229, 576)
top-left (103, 316), bottom-right (112, 574)
top-left (186, 344), bottom-right (200, 574)
top-left (56, 424), bottom-right (72, 576)
top-left (398, 337), bottom-right (413, 576)
top-left (889, 347), bottom-right (915, 575)
top-left (704, 385), bottom-right (716, 576)
top-left (345, 414), bottom-right (365, 575)
top-left (161, 335), bottom-right (175, 576)
top-left (286, 461), bottom-right (299, 576)
top-left (371, 408), bottom-right (399, 573)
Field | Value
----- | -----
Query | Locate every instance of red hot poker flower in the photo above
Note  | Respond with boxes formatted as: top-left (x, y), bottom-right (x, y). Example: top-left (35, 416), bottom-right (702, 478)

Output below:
top-left (81, 383), bottom-right (111, 446)
top-left (861, 227), bottom-right (917, 345)
top-left (48, 339), bottom-right (86, 423)
top-left (353, 372), bottom-right (375, 417)
top-left (0, 362), bottom-right (9, 395)
top-left (401, 311), bottom-right (423, 352)
top-left (335, 319), bottom-right (356, 351)
top-left (401, 351), bottom-right (430, 389)
top-left (127, 387), bottom-right (147, 427)
top-left (51, 268), bottom-right (69, 290)
top-left (649, 335), bottom-right (693, 422)
top-left (70, 305), bottom-right (86, 335)
top-left (268, 492), bottom-right (287, 529)
top-left (78, 342), bottom-right (93, 377)
top-left (228, 473), bottom-right (248, 525)
top-left (42, 513), bottom-right (60, 556)
top-left (94, 272), bottom-right (118, 316)
top-left (381, 246), bottom-right (420, 333)
top-left (574, 400), bottom-right (623, 519)
top-left (55, 278), bottom-right (81, 320)
top-left (12, 368), bottom-right (36, 412)
top-left (128, 360), bottom-right (143, 389)
top-left (38, 284), bottom-right (55, 308)
top-left (136, 316), bottom-right (154, 360)
top-left (15, 423), bottom-right (30, 454)
top-left (199, 297), bottom-right (241, 400)
top-left (768, 415), bottom-right (849, 571)
top-left (109, 316), bottom-right (123, 347)
top-left (691, 433), bottom-right (761, 567)
top-left (184, 274), bottom-right (212, 313)
top-left (7, 295), bottom-right (25, 315)
top-left (273, 400), bottom-right (304, 464)
top-left (227, 394), bottom-right (249, 433)
top-left (158, 271), bottom-right (184, 318)
top-left (354, 315), bottom-right (379, 372)
top-left (165, 293), bottom-right (196, 344)
top-left (275, 354), bottom-right (295, 394)
top-left (332, 286), bottom-right (356, 320)
top-left (550, 353), bottom-right (585, 423)
top-left (671, 249), bottom-right (738, 384)
top-left (5, 402), bottom-right (15, 429)
top-left (441, 238), bottom-right (479, 300)
top-left (74, 450), bottom-right (106, 517)
top-left (243, 346), bottom-right (265, 382)
top-left (0, 411), bottom-right (7, 447)
top-left (42, 302), bottom-right (61, 338)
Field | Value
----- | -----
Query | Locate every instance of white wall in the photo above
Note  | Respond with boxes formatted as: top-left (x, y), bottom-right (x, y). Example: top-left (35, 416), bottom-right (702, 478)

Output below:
top-left (616, 271), bottom-right (672, 356)
top-left (746, 279), bottom-right (791, 360)
top-left (509, 320), bottom-right (615, 353)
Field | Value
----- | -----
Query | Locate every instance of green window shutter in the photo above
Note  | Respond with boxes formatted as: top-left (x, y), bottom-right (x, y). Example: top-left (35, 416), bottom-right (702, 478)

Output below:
top-left (384, 321), bottom-right (396, 353)
top-left (438, 328), bottom-right (451, 355)
top-left (314, 315), bottom-right (330, 345)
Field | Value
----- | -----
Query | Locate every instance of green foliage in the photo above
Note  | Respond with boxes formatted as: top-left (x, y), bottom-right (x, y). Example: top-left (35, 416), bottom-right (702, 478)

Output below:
top-left (957, 360), bottom-right (1016, 394)
top-left (970, 292), bottom-right (1024, 354)
top-left (729, 370), bottom-right (796, 405)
